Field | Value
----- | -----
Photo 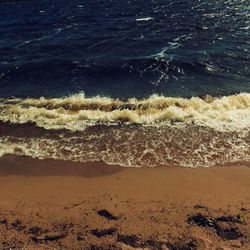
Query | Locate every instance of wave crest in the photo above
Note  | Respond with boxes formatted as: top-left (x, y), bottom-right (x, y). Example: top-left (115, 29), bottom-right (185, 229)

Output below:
top-left (1, 92), bottom-right (250, 131)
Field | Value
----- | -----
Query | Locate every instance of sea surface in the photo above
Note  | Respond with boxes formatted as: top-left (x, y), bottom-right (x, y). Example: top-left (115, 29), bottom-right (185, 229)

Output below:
top-left (0, 0), bottom-right (250, 167)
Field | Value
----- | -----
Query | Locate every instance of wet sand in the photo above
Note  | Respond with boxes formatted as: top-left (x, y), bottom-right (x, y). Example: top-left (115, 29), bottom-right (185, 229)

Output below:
top-left (0, 155), bottom-right (250, 249)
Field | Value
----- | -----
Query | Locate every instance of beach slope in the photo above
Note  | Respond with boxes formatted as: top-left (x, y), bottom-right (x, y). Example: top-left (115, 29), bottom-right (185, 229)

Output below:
top-left (0, 155), bottom-right (250, 249)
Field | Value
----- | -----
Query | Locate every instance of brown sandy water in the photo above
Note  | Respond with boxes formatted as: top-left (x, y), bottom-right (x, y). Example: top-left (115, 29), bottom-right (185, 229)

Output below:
top-left (1, 121), bottom-right (250, 168)
top-left (1, 93), bottom-right (250, 168)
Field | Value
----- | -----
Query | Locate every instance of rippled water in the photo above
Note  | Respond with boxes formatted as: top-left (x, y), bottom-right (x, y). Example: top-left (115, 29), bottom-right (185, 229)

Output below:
top-left (0, 0), bottom-right (249, 98)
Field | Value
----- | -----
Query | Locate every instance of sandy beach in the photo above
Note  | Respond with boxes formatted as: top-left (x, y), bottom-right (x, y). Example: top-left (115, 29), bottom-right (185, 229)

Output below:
top-left (1, 0), bottom-right (250, 249)
top-left (0, 155), bottom-right (249, 249)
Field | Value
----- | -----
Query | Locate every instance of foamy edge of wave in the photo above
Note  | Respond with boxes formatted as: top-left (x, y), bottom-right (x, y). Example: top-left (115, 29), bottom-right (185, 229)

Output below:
top-left (1, 92), bottom-right (250, 132)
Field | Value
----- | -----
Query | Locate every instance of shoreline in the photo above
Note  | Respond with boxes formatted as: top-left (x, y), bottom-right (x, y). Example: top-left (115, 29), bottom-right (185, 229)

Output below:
top-left (0, 155), bottom-right (250, 249)
top-left (0, 155), bottom-right (122, 177)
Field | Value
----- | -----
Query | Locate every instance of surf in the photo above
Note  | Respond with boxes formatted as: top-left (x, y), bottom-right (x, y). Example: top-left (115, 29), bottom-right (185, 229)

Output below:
top-left (1, 92), bottom-right (250, 132)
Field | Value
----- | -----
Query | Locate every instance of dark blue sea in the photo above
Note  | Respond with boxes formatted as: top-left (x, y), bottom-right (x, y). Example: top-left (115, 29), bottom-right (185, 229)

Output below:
top-left (1, 0), bottom-right (249, 98)
top-left (0, 0), bottom-right (250, 167)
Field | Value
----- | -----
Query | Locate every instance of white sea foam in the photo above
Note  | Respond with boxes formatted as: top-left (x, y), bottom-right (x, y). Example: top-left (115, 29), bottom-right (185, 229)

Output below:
top-left (0, 123), bottom-right (249, 168)
top-left (1, 93), bottom-right (250, 132)
top-left (136, 17), bottom-right (154, 22)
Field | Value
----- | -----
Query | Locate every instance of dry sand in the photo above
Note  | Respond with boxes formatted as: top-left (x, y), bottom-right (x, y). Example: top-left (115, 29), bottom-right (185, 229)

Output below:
top-left (0, 155), bottom-right (250, 249)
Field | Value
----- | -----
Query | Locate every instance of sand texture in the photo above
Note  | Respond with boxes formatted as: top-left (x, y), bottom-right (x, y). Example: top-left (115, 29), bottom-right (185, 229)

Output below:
top-left (0, 155), bottom-right (250, 249)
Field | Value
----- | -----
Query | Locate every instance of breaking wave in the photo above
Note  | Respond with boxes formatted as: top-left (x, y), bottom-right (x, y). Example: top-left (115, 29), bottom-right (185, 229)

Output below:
top-left (1, 92), bottom-right (250, 132)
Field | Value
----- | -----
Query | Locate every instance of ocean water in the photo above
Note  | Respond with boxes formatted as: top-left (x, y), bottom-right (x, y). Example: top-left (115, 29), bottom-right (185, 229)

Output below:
top-left (0, 0), bottom-right (250, 167)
